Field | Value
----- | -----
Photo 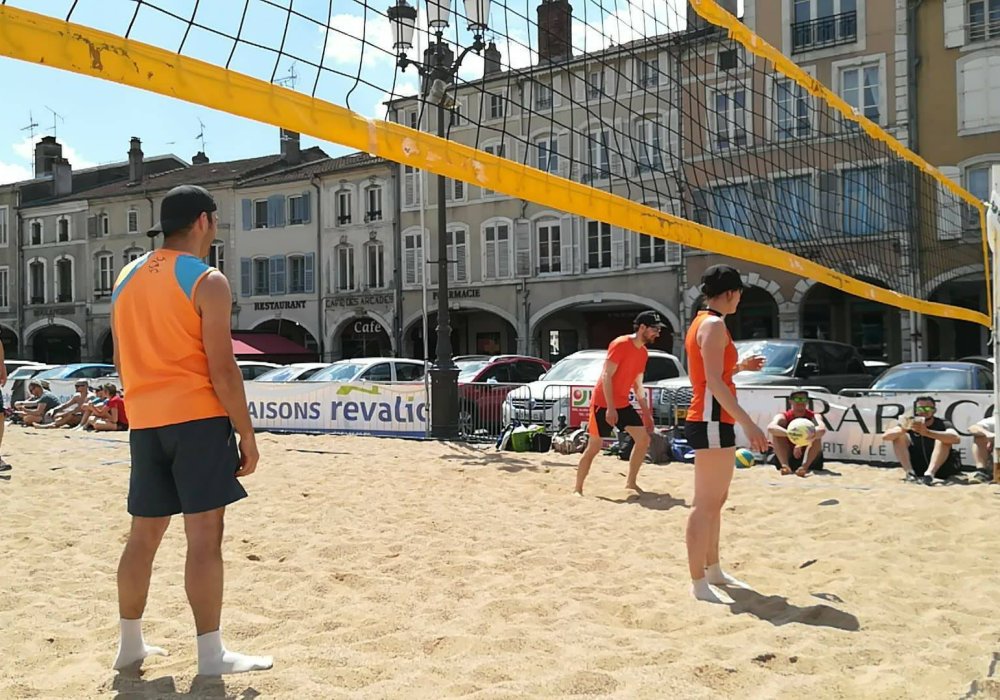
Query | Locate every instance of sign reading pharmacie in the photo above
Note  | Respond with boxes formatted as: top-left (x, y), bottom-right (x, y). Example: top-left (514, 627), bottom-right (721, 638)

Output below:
top-left (734, 388), bottom-right (994, 468)
top-left (245, 380), bottom-right (427, 437)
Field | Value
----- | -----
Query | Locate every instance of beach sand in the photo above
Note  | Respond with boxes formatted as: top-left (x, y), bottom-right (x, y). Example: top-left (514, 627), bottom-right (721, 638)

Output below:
top-left (2, 428), bottom-right (1000, 699)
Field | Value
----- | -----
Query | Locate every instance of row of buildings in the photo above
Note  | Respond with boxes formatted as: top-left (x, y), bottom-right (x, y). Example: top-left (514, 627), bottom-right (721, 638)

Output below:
top-left (0, 0), bottom-right (997, 365)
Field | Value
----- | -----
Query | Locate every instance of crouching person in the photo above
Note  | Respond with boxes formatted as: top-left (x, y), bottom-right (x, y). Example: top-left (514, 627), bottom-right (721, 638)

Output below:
top-left (767, 390), bottom-right (827, 477)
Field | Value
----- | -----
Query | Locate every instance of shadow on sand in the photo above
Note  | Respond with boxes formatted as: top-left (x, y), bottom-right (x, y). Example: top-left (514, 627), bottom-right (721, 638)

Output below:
top-left (726, 587), bottom-right (860, 631)
top-left (111, 668), bottom-right (260, 699)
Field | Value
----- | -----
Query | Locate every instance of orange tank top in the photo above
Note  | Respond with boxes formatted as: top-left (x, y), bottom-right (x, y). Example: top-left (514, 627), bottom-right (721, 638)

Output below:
top-left (111, 249), bottom-right (228, 429)
top-left (685, 309), bottom-right (738, 424)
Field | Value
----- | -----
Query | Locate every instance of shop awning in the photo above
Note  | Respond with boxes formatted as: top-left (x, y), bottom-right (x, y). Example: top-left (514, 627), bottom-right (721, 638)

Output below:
top-left (231, 332), bottom-right (311, 356)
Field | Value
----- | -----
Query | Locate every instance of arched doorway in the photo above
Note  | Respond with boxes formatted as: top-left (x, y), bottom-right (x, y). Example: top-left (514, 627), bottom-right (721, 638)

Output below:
top-left (406, 310), bottom-right (517, 360)
top-left (100, 330), bottom-right (115, 364)
top-left (926, 274), bottom-right (987, 359)
top-left (533, 300), bottom-right (676, 363)
top-left (800, 281), bottom-right (901, 362)
top-left (338, 317), bottom-right (392, 359)
top-left (31, 325), bottom-right (82, 364)
top-left (252, 319), bottom-right (319, 354)
top-left (690, 288), bottom-right (778, 341)
top-left (0, 326), bottom-right (18, 360)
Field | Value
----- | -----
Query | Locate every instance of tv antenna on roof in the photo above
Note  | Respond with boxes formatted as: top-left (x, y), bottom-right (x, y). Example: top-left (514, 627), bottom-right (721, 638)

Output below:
top-left (44, 106), bottom-right (64, 138)
top-left (21, 111), bottom-right (39, 140)
top-left (274, 62), bottom-right (298, 90)
top-left (195, 118), bottom-right (208, 152)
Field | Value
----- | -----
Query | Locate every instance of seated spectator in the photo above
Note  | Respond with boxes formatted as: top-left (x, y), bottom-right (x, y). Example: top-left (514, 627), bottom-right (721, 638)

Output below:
top-left (967, 416), bottom-right (995, 480)
top-left (88, 384), bottom-right (128, 432)
top-left (35, 380), bottom-right (93, 429)
top-left (72, 386), bottom-right (110, 431)
top-left (882, 396), bottom-right (962, 485)
top-left (767, 390), bottom-right (827, 477)
top-left (15, 381), bottom-right (61, 427)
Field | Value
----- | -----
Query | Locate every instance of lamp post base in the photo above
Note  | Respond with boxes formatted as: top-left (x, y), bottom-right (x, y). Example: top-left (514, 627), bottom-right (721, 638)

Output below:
top-left (429, 366), bottom-right (460, 439)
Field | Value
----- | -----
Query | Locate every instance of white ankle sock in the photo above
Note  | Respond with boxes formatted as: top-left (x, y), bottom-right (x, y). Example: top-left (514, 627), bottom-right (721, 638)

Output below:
top-left (705, 563), bottom-right (752, 589)
top-left (691, 577), bottom-right (733, 605)
top-left (113, 618), bottom-right (167, 670)
top-left (196, 630), bottom-right (273, 676)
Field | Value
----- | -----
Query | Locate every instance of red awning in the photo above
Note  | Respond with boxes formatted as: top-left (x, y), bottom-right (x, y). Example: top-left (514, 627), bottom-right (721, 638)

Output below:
top-left (231, 332), bottom-right (310, 356)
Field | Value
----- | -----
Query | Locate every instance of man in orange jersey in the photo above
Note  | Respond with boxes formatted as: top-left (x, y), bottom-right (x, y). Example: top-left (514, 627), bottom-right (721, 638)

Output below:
top-left (574, 310), bottom-right (664, 496)
top-left (110, 185), bottom-right (272, 676)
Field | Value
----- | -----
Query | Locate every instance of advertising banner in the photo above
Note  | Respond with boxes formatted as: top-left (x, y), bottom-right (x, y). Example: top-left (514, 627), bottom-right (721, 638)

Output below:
top-left (568, 386), bottom-right (654, 426)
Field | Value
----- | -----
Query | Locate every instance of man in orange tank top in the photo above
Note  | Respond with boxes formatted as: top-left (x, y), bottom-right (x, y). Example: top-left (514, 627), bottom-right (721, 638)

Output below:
top-left (110, 185), bottom-right (272, 676)
top-left (574, 311), bottom-right (664, 496)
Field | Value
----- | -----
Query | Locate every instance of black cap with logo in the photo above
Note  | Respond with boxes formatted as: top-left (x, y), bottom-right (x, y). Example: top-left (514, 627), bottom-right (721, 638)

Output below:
top-left (634, 310), bottom-right (668, 329)
top-left (148, 184), bottom-right (217, 237)
top-left (700, 264), bottom-right (744, 297)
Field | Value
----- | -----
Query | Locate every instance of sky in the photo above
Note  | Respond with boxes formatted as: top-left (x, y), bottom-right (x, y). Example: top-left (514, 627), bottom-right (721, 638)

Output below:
top-left (0, 0), bottom-right (738, 185)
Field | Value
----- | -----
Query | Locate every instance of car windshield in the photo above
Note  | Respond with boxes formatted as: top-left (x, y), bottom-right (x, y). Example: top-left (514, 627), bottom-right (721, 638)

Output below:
top-left (255, 366), bottom-right (302, 382)
top-left (542, 356), bottom-right (605, 383)
top-left (457, 360), bottom-right (489, 380)
top-left (873, 367), bottom-right (972, 391)
top-left (34, 366), bottom-right (77, 380)
top-left (308, 362), bottom-right (366, 382)
top-left (734, 341), bottom-right (799, 375)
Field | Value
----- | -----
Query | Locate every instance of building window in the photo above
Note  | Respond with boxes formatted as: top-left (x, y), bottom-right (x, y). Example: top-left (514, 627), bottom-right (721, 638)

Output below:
top-left (635, 118), bottom-right (663, 171)
top-left (253, 200), bottom-right (269, 229)
top-left (101, 214), bottom-right (110, 236)
top-left (29, 260), bottom-right (45, 304)
top-left (56, 217), bottom-right (70, 243)
top-left (968, 0), bottom-right (1000, 42)
top-left (95, 253), bottom-right (114, 295)
top-left (288, 195), bottom-right (307, 225)
top-left (637, 58), bottom-right (659, 88)
top-left (483, 220), bottom-right (512, 279)
top-left (56, 257), bottom-right (73, 302)
top-left (364, 186), bottom-right (383, 221)
top-left (791, 0), bottom-right (858, 54)
top-left (446, 228), bottom-right (468, 283)
top-left (537, 220), bottom-right (561, 274)
top-left (336, 245), bottom-right (355, 291)
top-left (586, 70), bottom-right (605, 98)
top-left (839, 63), bottom-right (880, 125)
top-left (0, 268), bottom-right (8, 309)
top-left (336, 190), bottom-right (352, 225)
top-left (446, 178), bottom-right (465, 202)
top-left (127, 209), bottom-right (139, 234)
top-left (207, 241), bottom-right (225, 273)
top-left (124, 248), bottom-right (143, 264)
top-left (0, 206), bottom-right (7, 246)
top-left (587, 130), bottom-right (610, 180)
top-left (450, 102), bottom-right (465, 127)
top-left (586, 221), bottom-right (612, 270)
top-left (489, 93), bottom-right (505, 119)
top-left (482, 143), bottom-right (506, 196)
top-left (403, 165), bottom-right (421, 208)
top-left (535, 81), bottom-right (553, 110)
top-left (403, 230), bottom-right (423, 285)
top-left (842, 166), bottom-right (885, 235)
top-left (774, 176), bottom-right (813, 240)
top-left (287, 254), bottom-right (307, 293)
top-left (959, 55), bottom-right (1000, 133)
top-left (712, 184), bottom-right (754, 237)
top-left (365, 242), bottom-right (384, 288)
top-left (536, 137), bottom-right (559, 174)
top-left (29, 221), bottom-right (42, 246)
top-left (252, 257), bottom-right (269, 295)
top-left (775, 78), bottom-right (810, 139)
top-left (637, 234), bottom-right (666, 265)
top-left (712, 89), bottom-right (747, 150)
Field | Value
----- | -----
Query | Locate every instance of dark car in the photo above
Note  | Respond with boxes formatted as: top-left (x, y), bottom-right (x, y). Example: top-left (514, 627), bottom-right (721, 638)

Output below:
top-left (456, 355), bottom-right (551, 434)
top-left (870, 362), bottom-right (993, 392)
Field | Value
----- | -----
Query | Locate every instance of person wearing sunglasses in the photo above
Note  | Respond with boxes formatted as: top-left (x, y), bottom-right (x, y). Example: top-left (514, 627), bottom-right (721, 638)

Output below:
top-left (766, 390), bottom-right (826, 477)
top-left (881, 396), bottom-right (961, 485)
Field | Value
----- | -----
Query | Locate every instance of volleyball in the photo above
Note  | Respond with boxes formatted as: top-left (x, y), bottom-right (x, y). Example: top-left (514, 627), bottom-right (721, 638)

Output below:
top-left (734, 448), bottom-right (755, 469)
top-left (786, 418), bottom-right (817, 447)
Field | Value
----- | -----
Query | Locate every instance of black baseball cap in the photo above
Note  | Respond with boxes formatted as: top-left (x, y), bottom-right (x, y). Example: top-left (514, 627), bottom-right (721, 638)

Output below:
top-left (701, 264), bottom-right (744, 296)
top-left (148, 184), bottom-right (217, 236)
top-left (634, 310), bottom-right (668, 329)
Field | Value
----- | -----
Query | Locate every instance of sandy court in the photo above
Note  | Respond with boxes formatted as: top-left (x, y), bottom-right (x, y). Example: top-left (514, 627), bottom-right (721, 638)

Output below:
top-left (2, 427), bottom-right (1000, 699)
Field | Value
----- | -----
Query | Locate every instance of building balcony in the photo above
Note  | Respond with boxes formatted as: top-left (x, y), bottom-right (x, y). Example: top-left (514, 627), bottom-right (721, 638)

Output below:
top-left (791, 11), bottom-right (857, 54)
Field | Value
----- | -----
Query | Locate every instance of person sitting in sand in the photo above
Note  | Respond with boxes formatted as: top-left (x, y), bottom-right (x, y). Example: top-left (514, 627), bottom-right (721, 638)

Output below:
top-left (767, 390), bottom-right (827, 477)
top-left (81, 384), bottom-right (128, 432)
top-left (70, 386), bottom-right (109, 430)
top-left (881, 396), bottom-right (962, 485)
top-left (967, 416), bottom-right (995, 480)
top-left (35, 380), bottom-right (93, 429)
top-left (15, 380), bottom-right (61, 427)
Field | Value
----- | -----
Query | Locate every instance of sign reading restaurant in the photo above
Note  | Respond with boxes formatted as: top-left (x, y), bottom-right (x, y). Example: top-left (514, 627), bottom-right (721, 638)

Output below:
top-left (253, 300), bottom-right (308, 311)
top-left (325, 293), bottom-right (394, 308)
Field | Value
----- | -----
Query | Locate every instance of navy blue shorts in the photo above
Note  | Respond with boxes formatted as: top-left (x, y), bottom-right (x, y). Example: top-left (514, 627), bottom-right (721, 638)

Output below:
top-left (128, 416), bottom-right (247, 517)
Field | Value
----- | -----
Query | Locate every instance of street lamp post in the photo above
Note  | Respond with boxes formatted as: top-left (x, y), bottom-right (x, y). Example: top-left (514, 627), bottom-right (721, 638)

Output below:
top-left (390, 0), bottom-right (489, 439)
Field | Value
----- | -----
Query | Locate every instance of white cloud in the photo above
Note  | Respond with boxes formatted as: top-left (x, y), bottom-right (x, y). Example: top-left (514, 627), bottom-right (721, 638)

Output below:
top-left (10, 136), bottom-right (97, 171)
top-left (372, 81), bottom-right (420, 120)
top-left (324, 13), bottom-right (397, 68)
top-left (0, 161), bottom-right (32, 185)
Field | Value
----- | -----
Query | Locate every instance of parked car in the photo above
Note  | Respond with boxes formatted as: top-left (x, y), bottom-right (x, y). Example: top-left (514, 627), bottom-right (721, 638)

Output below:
top-left (34, 363), bottom-right (117, 381)
top-left (958, 355), bottom-right (993, 369)
top-left (4, 360), bottom-right (43, 375)
top-left (863, 360), bottom-right (891, 380)
top-left (869, 361), bottom-right (993, 392)
top-left (237, 361), bottom-right (282, 380)
top-left (306, 357), bottom-right (427, 383)
top-left (456, 355), bottom-right (551, 433)
top-left (253, 362), bottom-right (330, 382)
top-left (3, 363), bottom-right (54, 404)
top-left (502, 349), bottom-right (685, 428)
top-left (652, 339), bottom-right (873, 425)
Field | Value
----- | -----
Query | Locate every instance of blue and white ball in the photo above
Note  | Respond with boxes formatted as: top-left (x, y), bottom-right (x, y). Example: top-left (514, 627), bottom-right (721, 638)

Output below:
top-left (735, 448), bottom-right (755, 469)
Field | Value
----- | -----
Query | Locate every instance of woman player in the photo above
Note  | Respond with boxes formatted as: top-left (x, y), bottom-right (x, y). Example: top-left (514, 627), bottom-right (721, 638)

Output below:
top-left (684, 265), bottom-right (768, 604)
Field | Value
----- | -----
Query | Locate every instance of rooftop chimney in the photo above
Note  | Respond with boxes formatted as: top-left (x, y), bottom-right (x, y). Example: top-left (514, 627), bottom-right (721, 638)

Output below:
top-left (192, 151), bottom-right (210, 165)
top-left (34, 136), bottom-right (63, 177)
top-left (280, 129), bottom-right (301, 165)
top-left (52, 158), bottom-right (72, 196)
top-left (537, 0), bottom-right (573, 64)
top-left (128, 137), bottom-right (144, 183)
top-left (484, 41), bottom-right (502, 76)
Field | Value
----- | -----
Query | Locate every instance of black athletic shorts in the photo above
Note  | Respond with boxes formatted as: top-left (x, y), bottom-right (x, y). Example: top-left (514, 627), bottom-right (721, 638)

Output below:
top-left (589, 405), bottom-right (644, 437)
top-left (684, 421), bottom-right (736, 450)
top-left (769, 447), bottom-right (825, 471)
top-left (128, 416), bottom-right (247, 517)
top-left (908, 440), bottom-right (962, 479)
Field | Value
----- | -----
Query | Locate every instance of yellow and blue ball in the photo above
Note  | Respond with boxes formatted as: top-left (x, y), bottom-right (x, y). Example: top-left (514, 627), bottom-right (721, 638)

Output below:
top-left (734, 448), bottom-right (756, 469)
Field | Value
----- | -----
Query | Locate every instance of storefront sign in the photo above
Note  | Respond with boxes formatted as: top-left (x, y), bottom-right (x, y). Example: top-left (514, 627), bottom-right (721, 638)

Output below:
top-left (569, 386), bottom-right (654, 427)
top-left (253, 300), bottom-right (307, 311)
top-left (325, 293), bottom-right (394, 308)
top-left (352, 320), bottom-right (386, 335)
top-left (431, 288), bottom-right (480, 300)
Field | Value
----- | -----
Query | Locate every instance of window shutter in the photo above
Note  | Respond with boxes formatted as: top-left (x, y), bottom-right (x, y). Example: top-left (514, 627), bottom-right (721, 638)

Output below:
top-left (498, 225), bottom-right (511, 278)
top-left (691, 188), bottom-right (710, 226)
top-left (269, 255), bottom-right (286, 295)
top-left (818, 171), bottom-right (839, 236)
top-left (611, 226), bottom-right (626, 270)
top-left (304, 253), bottom-right (315, 293)
top-left (750, 180), bottom-right (771, 233)
top-left (514, 218), bottom-right (532, 276)
top-left (454, 179), bottom-right (464, 200)
top-left (484, 228), bottom-right (497, 279)
top-left (240, 258), bottom-right (251, 297)
top-left (268, 195), bottom-right (286, 228)
top-left (241, 199), bottom-right (252, 231)
top-left (936, 166), bottom-right (963, 240)
top-left (301, 191), bottom-right (311, 223)
top-left (87, 216), bottom-right (99, 239)
top-left (560, 216), bottom-right (574, 274)
top-left (944, 0), bottom-right (966, 48)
